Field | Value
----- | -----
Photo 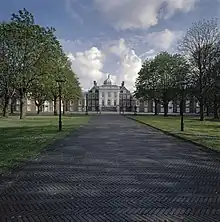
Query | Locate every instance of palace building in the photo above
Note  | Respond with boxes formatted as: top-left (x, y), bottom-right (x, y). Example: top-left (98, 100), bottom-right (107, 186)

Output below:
top-left (83, 75), bottom-right (136, 112)
top-left (6, 74), bottom-right (200, 114)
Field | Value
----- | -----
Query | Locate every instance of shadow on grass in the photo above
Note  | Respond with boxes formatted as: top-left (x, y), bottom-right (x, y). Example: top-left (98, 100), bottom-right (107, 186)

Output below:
top-left (0, 124), bottom-right (82, 174)
top-left (176, 132), bottom-right (219, 139)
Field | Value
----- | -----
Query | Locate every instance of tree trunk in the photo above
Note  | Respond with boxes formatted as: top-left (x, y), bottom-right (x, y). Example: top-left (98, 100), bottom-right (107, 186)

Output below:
top-left (3, 95), bottom-right (10, 117)
top-left (199, 97), bottom-right (204, 121)
top-left (10, 98), bottom-right (15, 114)
top-left (154, 99), bottom-right (158, 115)
top-left (65, 101), bottom-right (69, 112)
top-left (199, 68), bottom-right (204, 121)
top-left (206, 105), bottom-right (210, 117)
top-left (214, 93), bottom-right (219, 119)
top-left (164, 101), bottom-right (168, 117)
top-left (54, 97), bottom-right (57, 115)
top-left (37, 105), bottom-right (41, 115)
top-left (19, 92), bottom-right (26, 119)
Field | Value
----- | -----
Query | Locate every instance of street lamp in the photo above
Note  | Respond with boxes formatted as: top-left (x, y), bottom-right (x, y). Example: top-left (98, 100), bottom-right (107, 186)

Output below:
top-left (122, 94), bottom-right (125, 115)
top-left (85, 93), bottom-right (88, 115)
top-left (56, 79), bottom-right (65, 131)
top-left (178, 80), bottom-right (187, 132)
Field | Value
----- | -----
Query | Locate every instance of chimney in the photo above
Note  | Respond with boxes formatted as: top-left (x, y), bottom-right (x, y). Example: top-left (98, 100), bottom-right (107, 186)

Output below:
top-left (93, 81), bottom-right (97, 86)
top-left (121, 81), bottom-right (124, 87)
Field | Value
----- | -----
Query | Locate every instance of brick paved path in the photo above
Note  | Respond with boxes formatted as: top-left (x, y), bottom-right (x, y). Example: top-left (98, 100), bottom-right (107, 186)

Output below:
top-left (1, 115), bottom-right (220, 221)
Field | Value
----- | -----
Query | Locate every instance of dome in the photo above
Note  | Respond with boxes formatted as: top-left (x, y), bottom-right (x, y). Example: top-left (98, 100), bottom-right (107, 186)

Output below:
top-left (103, 74), bottom-right (112, 85)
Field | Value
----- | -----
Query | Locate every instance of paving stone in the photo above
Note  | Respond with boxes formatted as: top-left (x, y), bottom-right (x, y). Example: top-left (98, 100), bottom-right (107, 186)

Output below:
top-left (1, 115), bottom-right (220, 221)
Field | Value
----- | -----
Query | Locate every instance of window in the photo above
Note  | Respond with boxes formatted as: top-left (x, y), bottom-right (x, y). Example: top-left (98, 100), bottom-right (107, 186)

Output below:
top-left (114, 92), bottom-right (117, 97)
top-left (102, 100), bottom-right (104, 106)
top-left (27, 106), bottom-right (31, 112)
top-left (27, 99), bottom-right (32, 105)
top-left (108, 99), bottom-right (111, 106)
top-left (114, 100), bottom-right (117, 106)
top-left (108, 92), bottom-right (111, 97)
top-left (102, 92), bottom-right (104, 97)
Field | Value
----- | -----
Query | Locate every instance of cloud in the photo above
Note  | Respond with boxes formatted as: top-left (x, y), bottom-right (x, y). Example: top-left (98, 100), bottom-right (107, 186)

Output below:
top-left (108, 39), bottom-right (142, 91)
top-left (67, 47), bottom-right (106, 91)
top-left (65, 0), bottom-right (83, 23)
top-left (61, 27), bottom-right (183, 91)
top-left (64, 38), bottom-right (142, 91)
top-left (94, 0), bottom-right (200, 30)
top-left (146, 29), bottom-right (183, 51)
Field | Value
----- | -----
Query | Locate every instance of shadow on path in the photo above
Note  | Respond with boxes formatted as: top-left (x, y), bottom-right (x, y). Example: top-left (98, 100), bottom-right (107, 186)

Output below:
top-left (1, 115), bottom-right (220, 221)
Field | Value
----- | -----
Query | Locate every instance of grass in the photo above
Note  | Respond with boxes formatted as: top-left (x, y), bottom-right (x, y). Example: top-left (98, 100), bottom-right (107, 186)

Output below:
top-left (0, 115), bottom-right (89, 174)
top-left (132, 115), bottom-right (220, 152)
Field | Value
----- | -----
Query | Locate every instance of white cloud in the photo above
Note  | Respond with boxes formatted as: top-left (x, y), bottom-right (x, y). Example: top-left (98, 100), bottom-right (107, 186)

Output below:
top-left (65, 38), bottom-right (142, 91)
top-left (62, 28), bottom-right (182, 92)
top-left (108, 39), bottom-right (142, 91)
top-left (67, 47), bottom-right (106, 91)
top-left (146, 29), bottom-right (183, 51)
top-left (94, 0), bottom-right (199, 30)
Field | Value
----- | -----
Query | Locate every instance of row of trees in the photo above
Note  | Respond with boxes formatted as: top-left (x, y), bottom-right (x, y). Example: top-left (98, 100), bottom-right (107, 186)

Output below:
top-left (0, 8), bottom-right (81, 119)
top-left (135, 19), bottom-right (220, 121)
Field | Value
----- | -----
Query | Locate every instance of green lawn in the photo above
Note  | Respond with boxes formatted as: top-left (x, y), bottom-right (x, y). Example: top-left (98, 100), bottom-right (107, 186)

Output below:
top-left (132, 115), bottom-right (220, 152)
top-left (0, 115), bottom-right (89, 174)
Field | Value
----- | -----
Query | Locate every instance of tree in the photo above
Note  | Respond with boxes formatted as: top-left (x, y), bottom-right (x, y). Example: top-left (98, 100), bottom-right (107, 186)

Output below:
top-left (0, 22), bottom-right (17, 117)
top-left (8, 8), bottom-right (59, 119)
top-left (153, 52), bottom-right (179, 116)
top-left (62, 67), bottom-right (81, 114)
top-left (180, 18), bottom-right (220, 121)
top-left (46, 48), bottom-right (70, 115)
top-left (135, 59), bottom-right (160, 115)
top-left (29, 78), bottom-right (49, 114)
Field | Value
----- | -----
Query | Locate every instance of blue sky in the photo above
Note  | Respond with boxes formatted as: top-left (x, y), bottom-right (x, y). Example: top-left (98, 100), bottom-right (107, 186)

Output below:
top-left (1, 0), bottom-right (220, 90)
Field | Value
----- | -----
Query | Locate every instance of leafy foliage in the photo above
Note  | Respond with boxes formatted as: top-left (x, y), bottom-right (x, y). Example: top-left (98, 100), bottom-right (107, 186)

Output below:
top-left (135, 52), bottom-right (190, 116)
top-left (0, 8), bottom-right (81, 118)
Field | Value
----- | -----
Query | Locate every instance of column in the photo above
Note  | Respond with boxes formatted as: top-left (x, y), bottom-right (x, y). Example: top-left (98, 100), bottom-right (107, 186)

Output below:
top-left (104, 91), bottom-right (108, 106)
top-left (84, 94), bottom-right (86, 111)
top-left (99, 91), bottom-right (102, 110)
top-left (116, 91), bottom-right (120, 112)
top-left (111, 92), bottom-right (114, 106)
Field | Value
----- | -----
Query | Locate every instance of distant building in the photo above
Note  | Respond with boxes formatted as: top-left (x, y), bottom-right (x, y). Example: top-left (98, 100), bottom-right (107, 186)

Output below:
top-left (2, 75), bottom-right (200, 114)
top-left (83, 75), bottom-right (137, 112)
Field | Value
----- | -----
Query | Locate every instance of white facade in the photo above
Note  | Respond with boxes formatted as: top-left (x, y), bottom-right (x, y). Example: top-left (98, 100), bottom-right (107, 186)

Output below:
top-left (99, 84), bottom-right (120, 111)
top-left (85, 75), bottom-right (134, 112)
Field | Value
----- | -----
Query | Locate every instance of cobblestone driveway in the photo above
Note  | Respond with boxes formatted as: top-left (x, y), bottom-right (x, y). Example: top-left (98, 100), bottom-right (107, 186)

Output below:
top-left (1, 115), bottom-right (220, 221)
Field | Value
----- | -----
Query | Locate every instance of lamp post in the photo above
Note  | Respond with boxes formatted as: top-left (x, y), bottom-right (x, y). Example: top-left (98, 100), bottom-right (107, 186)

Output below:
top-left (122, 94), bottom-right (124, 115)
top-left (85, 93), bottom-right (88, 115)
top-left (179, 81), bottom-right (187, 132)
top-left (56, 79), bottom-right (65, 131)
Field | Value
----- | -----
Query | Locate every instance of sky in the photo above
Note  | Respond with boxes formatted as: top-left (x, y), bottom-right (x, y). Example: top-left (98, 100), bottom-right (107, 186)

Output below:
top-left (1, 0), bottom-right (220, 91)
